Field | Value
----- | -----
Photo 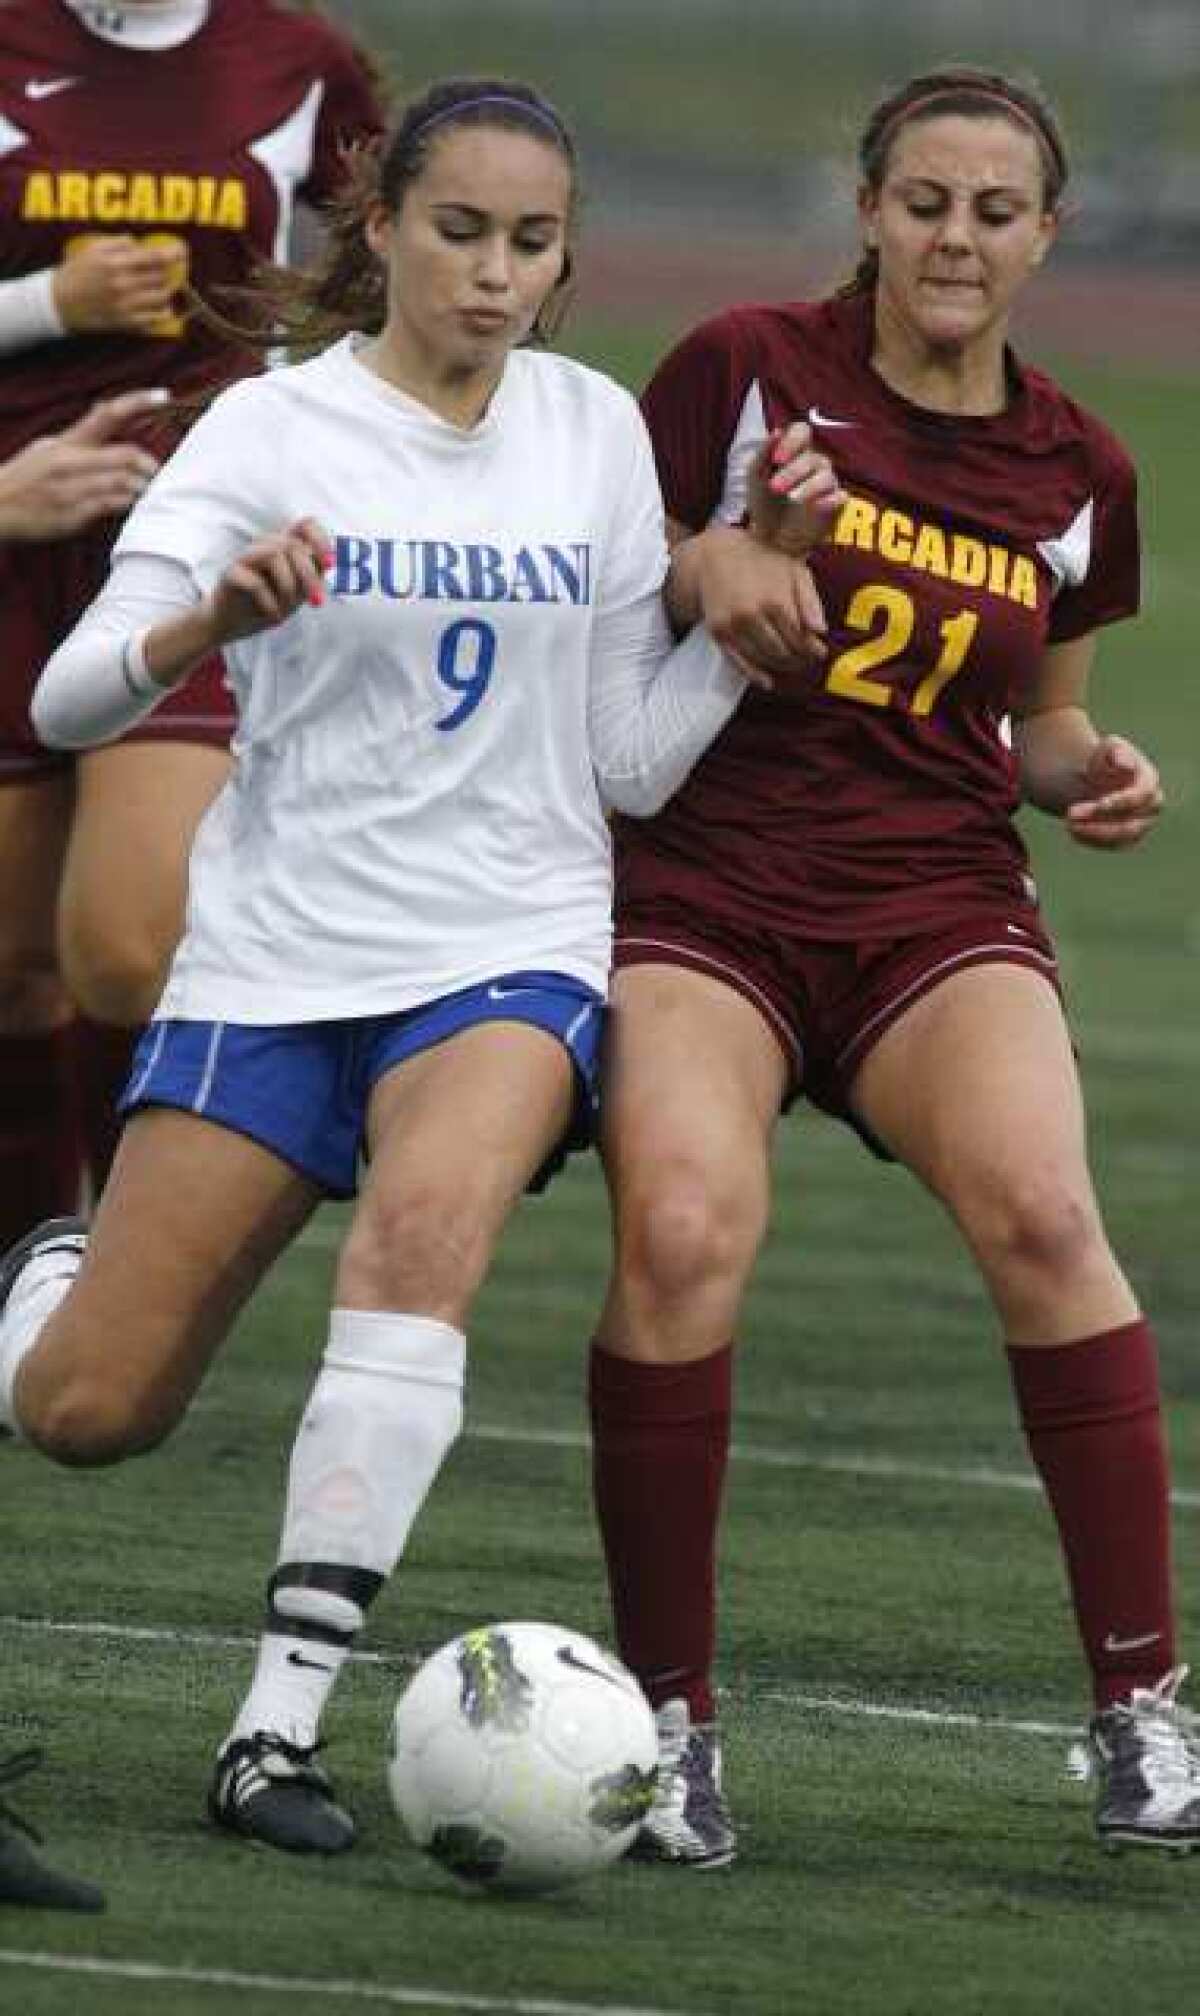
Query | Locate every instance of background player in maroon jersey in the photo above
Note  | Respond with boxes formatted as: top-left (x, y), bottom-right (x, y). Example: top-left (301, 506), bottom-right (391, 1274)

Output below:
top-left (589, 65), bottom-right (1189, 1866)
top-left (0, 382), bottom-right (171, 1917)
top-left (0, 0), bottom-right (385, 1242)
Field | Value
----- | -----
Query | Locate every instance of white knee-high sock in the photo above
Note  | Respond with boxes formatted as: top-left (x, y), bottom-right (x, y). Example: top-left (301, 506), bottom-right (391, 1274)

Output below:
top-left (0, 1243), bottom-right (84, 1435)
top-left (227, 1307), bottom-right (466, 1749)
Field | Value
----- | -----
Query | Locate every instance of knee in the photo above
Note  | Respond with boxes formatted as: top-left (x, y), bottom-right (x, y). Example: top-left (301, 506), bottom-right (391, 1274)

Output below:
top-left (618, 1164), bottom-right (762, 1309)
top-left (22, 1367), bottom-right (177, 1468)
top-left (337, 1184), bottom-right (491, 1316)
top-left (968, 1171), bottom-right (1105, 1286)
top-left (59, 913), bottom-right (170, 1026)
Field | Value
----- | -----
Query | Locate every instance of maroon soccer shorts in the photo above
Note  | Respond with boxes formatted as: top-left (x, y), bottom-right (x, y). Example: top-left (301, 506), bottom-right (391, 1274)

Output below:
top-left (0, 524), bottom-right (234, 782)
top-left (613, 902), bottom-right (1062, 1150)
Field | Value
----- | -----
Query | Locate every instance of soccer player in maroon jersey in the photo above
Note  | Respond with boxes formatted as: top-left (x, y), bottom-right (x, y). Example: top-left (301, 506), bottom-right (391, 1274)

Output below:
top-left (0, 384), bottom-right (170, 1917)
top-left (589, 65), bottom-right (1193, 1865)
top-left (0, 0), bottom-right (385, 1242)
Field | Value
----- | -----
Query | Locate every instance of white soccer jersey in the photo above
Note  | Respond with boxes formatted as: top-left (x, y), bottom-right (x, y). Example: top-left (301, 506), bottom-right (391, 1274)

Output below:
top-left (74, 338), bottom-right (745, 1023)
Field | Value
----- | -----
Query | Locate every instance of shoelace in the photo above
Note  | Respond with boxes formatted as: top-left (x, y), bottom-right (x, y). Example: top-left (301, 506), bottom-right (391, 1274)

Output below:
top-left (234, 1731), bottom-right (331, 1790)
top-left (0, 1747), bottom-right (46, 1844)
top-left (1118, 1666), bottom-right (1200, 1788)
top-left (668, 1727), bottom-right (725, 1822)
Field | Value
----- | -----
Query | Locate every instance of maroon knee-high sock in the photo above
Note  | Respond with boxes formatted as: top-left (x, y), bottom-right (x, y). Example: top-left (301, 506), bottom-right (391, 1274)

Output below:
top-left (0, 1027), bottom-right (81, 1244)
top-left (1007, 1320), bottom-right (1175, 1709)
top-left (73, 1017), bottom-right (138, 1199)
top-left (589, 1341), bottom-right (732, 1721)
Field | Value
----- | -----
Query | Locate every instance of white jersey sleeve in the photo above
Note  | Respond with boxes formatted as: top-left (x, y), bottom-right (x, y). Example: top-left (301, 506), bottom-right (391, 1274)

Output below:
top-left (31, 554), bottom-right (201, 749)
top-left (0, 270), bottom-right (66, 356)
top-left (113, 375), bottom-right (283, 586)
top-left (586, 399), bottom-right (746, 816)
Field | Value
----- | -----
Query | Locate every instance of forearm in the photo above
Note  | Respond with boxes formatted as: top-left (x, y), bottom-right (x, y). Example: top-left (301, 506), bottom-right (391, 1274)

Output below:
top-left (590, 602), bottom-right (747, 817)
top-left (662, 525), bottom-right (717, 632)
top-left (32, 556), bottom-right (214, 749)
top-left (0, 271), bottom-right (67, 358)
top-left (1014, 704), bottom-right (1101, 815)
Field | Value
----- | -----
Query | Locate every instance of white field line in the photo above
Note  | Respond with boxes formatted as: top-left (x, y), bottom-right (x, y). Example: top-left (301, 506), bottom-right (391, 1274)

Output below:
top-left (465, 1421), bottom-right (1200, 1512)
top-left (0, 1953), bottom-right (692, 2016)
top-left (0, 1612), bottom-right (1083, 1744)
top-left (764, 1691), bottom-right (1080, 1740)
top-left (166, 1412), bottom-right (1200, 1510)
top-left (0, 1612), bottom-right (392, 1659)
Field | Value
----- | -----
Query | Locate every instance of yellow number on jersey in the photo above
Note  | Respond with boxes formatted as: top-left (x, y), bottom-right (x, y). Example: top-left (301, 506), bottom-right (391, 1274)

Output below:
top-left (824, 586), bottom-right (979, 720)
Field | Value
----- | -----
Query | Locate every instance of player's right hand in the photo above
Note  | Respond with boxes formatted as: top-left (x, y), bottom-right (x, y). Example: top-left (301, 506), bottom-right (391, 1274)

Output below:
top-left (206, 519), bottom-right (334, 644)
top-left (0, 390), bottom-right (165, 540)
top-left (53, 235), bottom-right (183, 336)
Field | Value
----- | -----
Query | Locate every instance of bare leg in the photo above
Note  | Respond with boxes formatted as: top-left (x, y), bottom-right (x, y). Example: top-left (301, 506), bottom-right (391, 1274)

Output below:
top-left (853, 963), bottom-right (1172, 1710)
top-left (11, 1106), bottom-right (319, 1463)
top-left (58, 741), bottom-right (231, 1194)
top-left (214, 1021), bottom-right (578, 1853)
top-left (591, 964), bottom-right (787, 1867)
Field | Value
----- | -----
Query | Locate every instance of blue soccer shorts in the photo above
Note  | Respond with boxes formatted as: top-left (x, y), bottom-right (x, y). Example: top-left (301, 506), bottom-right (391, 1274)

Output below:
top-left (120, 969), bottom-right (604, 1197)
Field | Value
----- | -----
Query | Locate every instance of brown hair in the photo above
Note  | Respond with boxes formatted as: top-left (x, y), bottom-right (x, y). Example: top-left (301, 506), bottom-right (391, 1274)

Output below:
top-left (841, 65), bottom-right (1069, 296)
top-left (191, 76), bottom-right (578, 365)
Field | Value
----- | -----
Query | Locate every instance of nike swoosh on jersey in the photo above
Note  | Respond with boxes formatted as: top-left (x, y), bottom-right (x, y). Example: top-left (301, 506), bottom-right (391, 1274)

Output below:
top-left (807, 405), bottom-right (856, 429)
top-left (487, 983), bottom-right (537, 1002)
top-left (25, 77), bottom-right (81, 99)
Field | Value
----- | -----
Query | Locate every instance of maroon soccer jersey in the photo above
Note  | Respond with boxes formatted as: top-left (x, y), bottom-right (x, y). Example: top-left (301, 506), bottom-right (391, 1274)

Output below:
top-left (0, 0), bottom-right (384, 454)
top-left (617, 289), bottom-right (1140, 941)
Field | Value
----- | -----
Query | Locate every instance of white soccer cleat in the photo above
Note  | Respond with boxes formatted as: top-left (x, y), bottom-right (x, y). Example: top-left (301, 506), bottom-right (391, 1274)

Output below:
top-left (1089, 1666), bottom-right (1200, 1853)
top-left (629, 1697), bottom-right (736, 1869)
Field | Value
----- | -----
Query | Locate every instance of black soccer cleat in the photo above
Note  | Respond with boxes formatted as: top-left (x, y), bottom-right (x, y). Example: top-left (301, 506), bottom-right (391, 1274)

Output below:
top-left (0, 1750), bottom-right (105, 1912)
top-left (208, 1732), bottom-right (356, 1855)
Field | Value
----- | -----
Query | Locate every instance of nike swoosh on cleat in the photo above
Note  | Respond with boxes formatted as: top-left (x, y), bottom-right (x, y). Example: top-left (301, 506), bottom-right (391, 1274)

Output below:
top-left (25, 77), bottom-right (81, 99)
top-left (807, 405), bottom-right (856, 430)
top-left (285, 1650), bottom-right (333, 1672)
top-left (1102, 1629), bottom-right (1163, 1654)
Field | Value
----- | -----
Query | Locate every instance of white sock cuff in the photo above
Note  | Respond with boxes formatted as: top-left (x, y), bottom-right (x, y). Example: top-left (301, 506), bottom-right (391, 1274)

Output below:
top-left (270, 1585), bottom-right (364, 1636)
top-left (325, 1307), bottom-right (467, 1390)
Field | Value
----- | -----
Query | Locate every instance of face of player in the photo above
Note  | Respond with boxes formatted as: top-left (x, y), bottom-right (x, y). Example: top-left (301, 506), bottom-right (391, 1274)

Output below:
top-left (860, 114), bottom-right (1057, 361)
top-left (365, 125), bottom-right (572, 422)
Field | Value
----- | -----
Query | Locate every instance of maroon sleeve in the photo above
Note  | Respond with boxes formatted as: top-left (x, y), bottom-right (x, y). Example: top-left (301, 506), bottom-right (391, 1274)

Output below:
top-left (639, 311), bottom-right (762, 532)
top-left (300, 30), bottom-right (388, 207)
top-left (1047, 424), bottom-right (1140, 644)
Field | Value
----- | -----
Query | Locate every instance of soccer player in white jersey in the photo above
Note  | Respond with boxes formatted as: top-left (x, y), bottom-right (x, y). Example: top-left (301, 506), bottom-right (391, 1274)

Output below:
top-left (0, 78), bottom-right (834, 1854)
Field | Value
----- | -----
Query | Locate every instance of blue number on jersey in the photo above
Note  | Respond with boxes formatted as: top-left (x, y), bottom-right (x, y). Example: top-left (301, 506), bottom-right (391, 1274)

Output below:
top-left (435, 618), bottom-right (497, 731)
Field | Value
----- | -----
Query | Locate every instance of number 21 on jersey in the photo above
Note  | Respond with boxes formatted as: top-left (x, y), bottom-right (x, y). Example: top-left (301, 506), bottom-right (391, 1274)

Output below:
top-left (826, 584), bottom-right (978, 719)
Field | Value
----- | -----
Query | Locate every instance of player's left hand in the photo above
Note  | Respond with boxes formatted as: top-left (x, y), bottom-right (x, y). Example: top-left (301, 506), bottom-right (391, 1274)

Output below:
top-left (1065, 734), bottom-right (1163, 849)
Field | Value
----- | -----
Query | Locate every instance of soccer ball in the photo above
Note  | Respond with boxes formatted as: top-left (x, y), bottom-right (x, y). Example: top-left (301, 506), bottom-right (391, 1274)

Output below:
top-left (387, 1620), bottom-right (658, 1894)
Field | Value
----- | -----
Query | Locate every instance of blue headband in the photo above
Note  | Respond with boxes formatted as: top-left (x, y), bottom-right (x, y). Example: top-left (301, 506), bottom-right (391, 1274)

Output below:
top-left (408, 94), bottom-right (568, 150)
